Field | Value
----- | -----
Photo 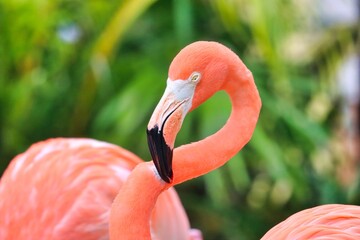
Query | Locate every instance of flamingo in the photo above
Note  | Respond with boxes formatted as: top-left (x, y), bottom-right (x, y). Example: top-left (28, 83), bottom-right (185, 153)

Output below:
top-left (262, 204), bottom-right (360, 239)
top-left (0, 41), bottom-right (359, 239)
top-left (0, 138), bottom-right (200, 239)
top-left (108, 41), bottom-right (360, 239)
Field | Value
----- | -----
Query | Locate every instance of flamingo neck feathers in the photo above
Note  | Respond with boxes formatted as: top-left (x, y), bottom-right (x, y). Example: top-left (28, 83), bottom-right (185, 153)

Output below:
top-left (171, 59), bottom-right (261, 186)
top-left (109, 162), bottom-right (166, 239)
top-left (109, 44), bottom-right (261, 239)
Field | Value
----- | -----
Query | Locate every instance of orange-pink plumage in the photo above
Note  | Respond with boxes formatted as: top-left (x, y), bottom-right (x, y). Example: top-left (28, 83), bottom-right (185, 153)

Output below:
top-left (0, 138), bottom-right (194, 240)
top-left (262, 204), bottom-right (360, 239)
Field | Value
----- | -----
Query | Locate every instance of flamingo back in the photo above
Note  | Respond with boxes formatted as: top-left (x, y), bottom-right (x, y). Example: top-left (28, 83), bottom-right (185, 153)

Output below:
top-left (0, 138), bottom-right (192, 240)
top-left (261, 204), bottom-right (360, 239)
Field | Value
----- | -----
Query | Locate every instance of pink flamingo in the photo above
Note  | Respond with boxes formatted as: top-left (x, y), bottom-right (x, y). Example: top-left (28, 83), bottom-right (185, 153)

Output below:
top-left (108, 41), bottom-right (360, 239)
top-left (0, 138), bottom-right (199, 239)
top-left (1, 41), bottom-right (359, 239)
top-left (262, 204), bottom-right (360, 239)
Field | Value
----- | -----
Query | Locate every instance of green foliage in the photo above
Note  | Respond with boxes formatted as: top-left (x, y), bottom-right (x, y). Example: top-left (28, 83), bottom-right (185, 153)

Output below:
top-left (0, 0), bottom-right (358, 239)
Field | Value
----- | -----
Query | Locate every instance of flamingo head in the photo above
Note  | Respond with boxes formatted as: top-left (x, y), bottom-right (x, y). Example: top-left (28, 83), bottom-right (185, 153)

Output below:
top-left (147, 41), bottom-right (235, 183)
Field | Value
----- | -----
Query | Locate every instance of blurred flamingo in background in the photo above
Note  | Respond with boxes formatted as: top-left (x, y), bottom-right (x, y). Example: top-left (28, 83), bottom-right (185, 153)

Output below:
top-left (262, 204), bottom-right (360, 239)
top-left (0, 138), bottom-right (199, 240)
top-left (1, 41), bottom-right (359, 240)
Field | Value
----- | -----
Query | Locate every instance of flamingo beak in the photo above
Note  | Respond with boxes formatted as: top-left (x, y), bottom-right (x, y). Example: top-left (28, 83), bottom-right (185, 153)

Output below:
top-left (147, 124), bottom-right (173, 183)
top-left (147, 79), bottom-right (194, 183)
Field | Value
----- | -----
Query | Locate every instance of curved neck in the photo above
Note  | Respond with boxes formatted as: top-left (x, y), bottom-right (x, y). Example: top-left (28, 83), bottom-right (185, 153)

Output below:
top-left (171, 67), bottom-right (261, 185)
top-left (109, 162), bottom-right (166, 239)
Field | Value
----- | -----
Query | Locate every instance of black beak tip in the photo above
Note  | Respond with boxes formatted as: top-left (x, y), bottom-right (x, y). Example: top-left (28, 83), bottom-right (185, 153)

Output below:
top-left (146, 126), bottom-right (173, 183)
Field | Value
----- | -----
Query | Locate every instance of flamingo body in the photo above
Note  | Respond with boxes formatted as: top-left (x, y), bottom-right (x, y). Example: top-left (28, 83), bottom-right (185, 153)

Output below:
top-left (262, 204), bottom-right (360, 239)
top-left (0, 138), bottom-right (193, 240)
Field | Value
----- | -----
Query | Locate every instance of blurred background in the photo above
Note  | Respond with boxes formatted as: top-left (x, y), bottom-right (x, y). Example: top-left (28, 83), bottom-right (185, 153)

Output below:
top-left (0, 0), bottom-right (359, 239)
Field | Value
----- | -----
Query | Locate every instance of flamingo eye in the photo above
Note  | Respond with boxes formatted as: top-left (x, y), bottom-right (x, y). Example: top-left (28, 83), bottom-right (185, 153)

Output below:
top-left (189, 72), bottom-right (201, 83)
